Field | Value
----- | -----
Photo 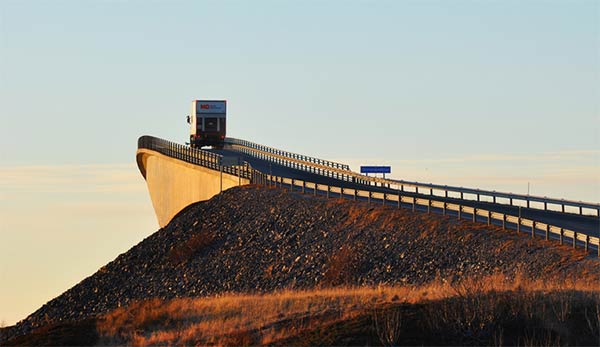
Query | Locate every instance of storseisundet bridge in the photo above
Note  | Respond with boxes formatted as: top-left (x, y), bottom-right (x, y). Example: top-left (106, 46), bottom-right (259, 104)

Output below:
top-left (136, 135), bottom-right (600, 256)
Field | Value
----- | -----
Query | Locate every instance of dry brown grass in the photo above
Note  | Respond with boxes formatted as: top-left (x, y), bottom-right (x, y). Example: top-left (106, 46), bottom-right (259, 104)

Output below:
top-left (96, 272), bottom-right (599, 346)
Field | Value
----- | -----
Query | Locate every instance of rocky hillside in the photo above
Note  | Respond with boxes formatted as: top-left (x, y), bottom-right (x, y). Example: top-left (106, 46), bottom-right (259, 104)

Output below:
top-left (3, 185), bottom-right (597, 342)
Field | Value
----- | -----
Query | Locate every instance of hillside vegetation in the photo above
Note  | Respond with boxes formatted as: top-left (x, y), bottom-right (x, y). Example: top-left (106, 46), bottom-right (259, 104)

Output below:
top-left (95, 279), bottom-right (599, 346)
top-left (2, 185), bottom-right (598, 345)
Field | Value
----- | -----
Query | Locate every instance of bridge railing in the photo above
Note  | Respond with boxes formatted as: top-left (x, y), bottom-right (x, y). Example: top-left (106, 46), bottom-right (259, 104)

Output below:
top-left (225, 137), bottom-right (350, 171)
top-left (252, 173), bottom-right (600, 257)
top-left (368, 178), bottom-right (600, 217)
top-left (225, 138), bottom-right (600, 217)
top-left (138, 136), bottom-right (254, 180)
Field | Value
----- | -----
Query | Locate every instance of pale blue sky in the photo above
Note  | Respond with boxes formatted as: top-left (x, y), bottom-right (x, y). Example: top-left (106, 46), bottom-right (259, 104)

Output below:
top-left (1, 0), bottom-right (599, 325)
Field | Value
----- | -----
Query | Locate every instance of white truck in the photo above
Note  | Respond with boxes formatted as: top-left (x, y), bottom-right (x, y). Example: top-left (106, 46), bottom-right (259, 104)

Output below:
top-left (187, 100), bottom-right (226, 149)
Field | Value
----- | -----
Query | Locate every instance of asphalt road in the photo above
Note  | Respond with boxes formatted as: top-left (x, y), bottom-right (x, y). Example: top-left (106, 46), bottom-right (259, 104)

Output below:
top-left (210, 148), bottom-right (599, 238)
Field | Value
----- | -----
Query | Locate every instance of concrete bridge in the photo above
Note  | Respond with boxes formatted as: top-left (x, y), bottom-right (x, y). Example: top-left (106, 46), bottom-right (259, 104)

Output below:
top-left (136, 135), bottom-right (600, 256)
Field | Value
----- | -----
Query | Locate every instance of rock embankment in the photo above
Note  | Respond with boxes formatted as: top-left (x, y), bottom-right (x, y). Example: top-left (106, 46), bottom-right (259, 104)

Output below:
top-left (4, 185), bottom-right (597, 341)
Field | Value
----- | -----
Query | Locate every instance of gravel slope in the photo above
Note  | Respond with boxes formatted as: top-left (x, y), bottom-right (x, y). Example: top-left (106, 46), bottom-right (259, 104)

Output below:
top-left (3, 185), bottom-right (597, 341)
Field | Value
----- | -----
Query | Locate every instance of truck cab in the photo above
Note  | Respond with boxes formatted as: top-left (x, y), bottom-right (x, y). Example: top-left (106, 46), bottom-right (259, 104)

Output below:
top-left (188, 100), bottom-right (226, 149)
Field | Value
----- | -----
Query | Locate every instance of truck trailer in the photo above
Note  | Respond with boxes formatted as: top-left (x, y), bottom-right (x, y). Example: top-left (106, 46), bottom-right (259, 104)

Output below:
top-left (187, 100), bottom-right (226, 149)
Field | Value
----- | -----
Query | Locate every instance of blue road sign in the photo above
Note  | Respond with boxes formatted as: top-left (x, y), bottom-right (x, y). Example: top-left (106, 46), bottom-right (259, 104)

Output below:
top-left (360, 166), bottom-right (391, 174)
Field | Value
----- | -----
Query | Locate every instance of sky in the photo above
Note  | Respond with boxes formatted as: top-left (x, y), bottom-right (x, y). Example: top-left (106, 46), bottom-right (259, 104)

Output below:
top-left (0, 0), bottom-right (598, 326)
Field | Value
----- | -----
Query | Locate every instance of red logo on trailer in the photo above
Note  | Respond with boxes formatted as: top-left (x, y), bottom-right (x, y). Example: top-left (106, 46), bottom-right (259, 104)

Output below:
top-left (200, 104), bottom-right (210, 109)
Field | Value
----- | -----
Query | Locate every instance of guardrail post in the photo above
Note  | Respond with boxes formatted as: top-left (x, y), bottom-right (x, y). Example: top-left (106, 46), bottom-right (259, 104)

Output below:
top-left (544, 202), bottom-right (547, 211)
top-left (527, 200), bottom-right (530, 208)
top-left (430, 188), bottom-right (433, 196)
top-left (559, 228), bottom-right (564, 245)
top-left (327, 185), bottom-right (330, 199)
top-left (502, 214), bottom-right (506, 230)
top-left (493, 196), bottom-right (496, 203)
top-left (341, 187), bottom-right (344, 199)
top-left (445, 190), bottom-right (448, 198)
top-left (219, 165), bottom-right (223, 193)
top-left (509, 198), bottom-right (513, 206)
top-left (545, 224), bottom-right (549, 241)
top-left (443, 202), bottom-right (446, 216)
top-left (398, 191), bottom-right (402, 209)
top-left (531, 221), bottom-right (536, 239)
top-left (302, 181), bottom-right (306, 194)
top-left (579, 206), bottom-right (583, 215)
top-left (477, 193), bottom-right (480, 202)
top-left (572, 232), bottom-right (577, 249)
top-left (517, 218), bottom-right (521, 233)
top-left (291, 179), bottom-right (294, 192)
top-left (585, 235), bottom-right (589, 252)
top-left (383, 193), bottom-right (386, 206)
top-left (353, 189), bottom-right (357, 201)
top-left (314, 184), bottom-right (317, 197)
top-left (561, 204), bottom-right (565, 213)
top-left (412, 198), bottom-right (416, 212)
top-left (368, 191), bottom-right (371, 205)
top-left (427, 199), bottom-right (431, 214)
top-left (458, 205), bottom-right (462, 220)
top-left (460, 192), bottom-right (464, 199)
top-left (487, 211), bottom-right (491, 226)
top-left (472, 208), bottom-right (477, 223)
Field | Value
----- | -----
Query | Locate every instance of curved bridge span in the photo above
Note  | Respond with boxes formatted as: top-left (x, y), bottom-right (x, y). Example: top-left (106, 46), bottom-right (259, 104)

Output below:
top-left (136, 135), bottom-right (600, 256)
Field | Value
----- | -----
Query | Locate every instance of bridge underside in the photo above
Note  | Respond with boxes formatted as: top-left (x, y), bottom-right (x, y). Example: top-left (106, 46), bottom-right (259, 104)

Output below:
top-left (137, 148), bottom-right (249, 227)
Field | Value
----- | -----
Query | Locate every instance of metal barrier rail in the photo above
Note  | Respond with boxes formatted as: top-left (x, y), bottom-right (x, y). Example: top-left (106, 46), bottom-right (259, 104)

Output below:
top-left (138, 136), bottom-right (256, 181)
top-left (372, 178), bottom-right (600, 217)
top-left (225, 137), bottom-right (350, 171)
top-left (262, 175), bottom-right (600, 257)
top-left (226, 142), bottom-right (356, 181)
top-left (225, 137), bottom-right (600, 217)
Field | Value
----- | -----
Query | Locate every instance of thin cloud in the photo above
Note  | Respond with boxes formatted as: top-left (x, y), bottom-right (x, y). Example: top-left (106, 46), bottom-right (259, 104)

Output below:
top-left (0, 163), bottom-right (146, 195)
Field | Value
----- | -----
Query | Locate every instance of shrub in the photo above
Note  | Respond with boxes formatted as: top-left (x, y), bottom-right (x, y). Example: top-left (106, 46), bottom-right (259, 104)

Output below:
top-left (322, 245), bottom-right (362, 286)
top-left (373, 306), bottom-right (402, 346)
top-left (168, 231), bottom-right (216, 264)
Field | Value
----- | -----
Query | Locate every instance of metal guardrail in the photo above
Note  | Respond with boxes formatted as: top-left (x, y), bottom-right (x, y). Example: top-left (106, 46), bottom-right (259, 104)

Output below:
top-left (138, 135), bottom-right (599, 257)
top-left (225, 137), bottom-right (350, 171)
top-left (225, 138), bottom-right (600, 217)
top-left (264, 175), bottom-right (600, 257)
top-left (138, 136), bottom-right (258, 182)
top-left (371, 178), bottom-right (600, 217)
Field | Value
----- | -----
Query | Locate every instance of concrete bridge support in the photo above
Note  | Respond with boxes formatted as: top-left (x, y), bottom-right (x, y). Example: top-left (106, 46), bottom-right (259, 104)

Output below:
top-left (136, 148), bottom-right (250, 227)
